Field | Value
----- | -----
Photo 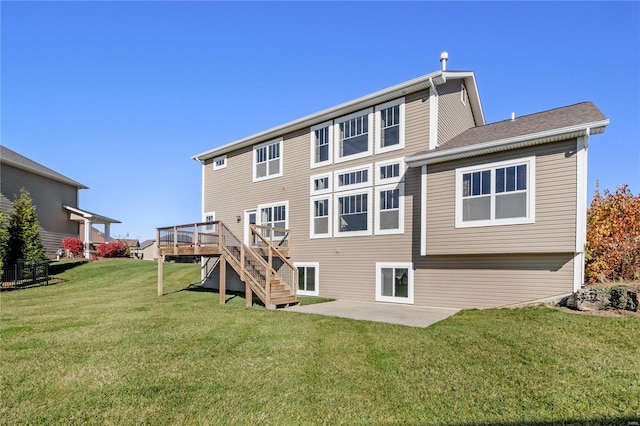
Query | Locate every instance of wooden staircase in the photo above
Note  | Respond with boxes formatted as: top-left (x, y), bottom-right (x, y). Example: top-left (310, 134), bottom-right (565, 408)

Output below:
top-left (157, 220), bottom-right (298, 309)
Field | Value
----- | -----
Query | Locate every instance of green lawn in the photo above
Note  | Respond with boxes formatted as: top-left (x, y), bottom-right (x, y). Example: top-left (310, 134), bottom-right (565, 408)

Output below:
top-left (1, 259), bottom-right (638, 425)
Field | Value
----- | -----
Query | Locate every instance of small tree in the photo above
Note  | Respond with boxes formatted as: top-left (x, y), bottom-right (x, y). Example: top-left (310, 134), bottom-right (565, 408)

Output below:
top-left (0, 212), bottom-right (8, 271)
top-left (6, 188), bottom-right (47, 265)
top-left (585, 184), bottom-right (640, 283)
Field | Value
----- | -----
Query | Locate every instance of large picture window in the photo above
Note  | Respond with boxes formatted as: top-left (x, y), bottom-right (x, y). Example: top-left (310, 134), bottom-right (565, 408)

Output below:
top-left (335, 189), bottom-right (372, 237)
top-left (455, 157), bottom-right (535, 228)
top-left (253, 138), bottom-right (283, 182)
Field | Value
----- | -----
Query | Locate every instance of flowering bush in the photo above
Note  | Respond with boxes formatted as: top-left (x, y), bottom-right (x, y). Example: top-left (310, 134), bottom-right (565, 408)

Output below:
top-left (96, 241), bottom-right (129, 258)
top-left (62, 238), bottom-right (84, 257)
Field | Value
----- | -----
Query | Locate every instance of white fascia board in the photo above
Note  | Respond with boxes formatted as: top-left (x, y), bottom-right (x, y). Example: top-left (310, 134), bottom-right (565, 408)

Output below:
top-left (191, 71), bottom-right (472, 163)
top-left (63, 205), bottom-right (122, 224)
top-left (405, 119), bottom-right (609, 167)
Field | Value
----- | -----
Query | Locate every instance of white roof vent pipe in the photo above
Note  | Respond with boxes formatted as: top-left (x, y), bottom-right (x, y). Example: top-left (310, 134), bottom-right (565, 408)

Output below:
top-left (440, 51), bottom-right (449, 71)
top-left (511, 112), bottom-right (515, 121)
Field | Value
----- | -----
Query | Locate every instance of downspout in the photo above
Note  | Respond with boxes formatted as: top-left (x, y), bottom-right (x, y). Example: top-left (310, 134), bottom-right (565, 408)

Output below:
top-left (573, 126), bottom-right (590, 291)
top-left (428, 77), bottom-right (439, 150)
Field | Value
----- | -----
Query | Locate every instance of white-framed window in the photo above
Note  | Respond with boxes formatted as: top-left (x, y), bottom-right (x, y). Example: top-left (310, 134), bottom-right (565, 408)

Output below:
top-left (310, 172), bottom-right (332, 196)
top-left (455, 156), bottom-right (536, 228)
top-left (310, 121), bottom-right (333, 168)
top-left (375, 157), bottom-right (405, 185)
top-left (295, 262), bottom-right (319, 296)
top-left (203, 211), bottom-right (216, 232)
top-left (253, 138), bottom-right (283, 182)
top-left (310, 196), bottom-right (332, 239)
top-left (213, 155), bottom-right (227, 170)
top-left (375, 183), bottom-right (404, 235)
top-left (334, 188), bottom-right (372, 237)
top-left (257, 200), bottom-right (289, 243)
top-left (334, 108), bottom-right (373, 163)
top-left (334, 164), bottom-right (372, 192)
top-left (461, 84), bottom-right (467, 106)
top-left (376, 262), bottom-right (414, 304)
top-left (375, 98), bottom-right (405, 154)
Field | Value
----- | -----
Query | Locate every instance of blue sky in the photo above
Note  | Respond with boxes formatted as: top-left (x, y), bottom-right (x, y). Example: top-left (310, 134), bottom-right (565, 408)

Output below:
top-left (2, 1), bottom-right (638, 242)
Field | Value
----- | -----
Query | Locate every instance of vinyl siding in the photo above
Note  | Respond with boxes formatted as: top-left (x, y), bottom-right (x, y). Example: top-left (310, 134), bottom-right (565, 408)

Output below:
top-left (413, 253), bottom-right (575, 309)
top-left (1, 164), bottom-right (80, 258)
top-left (425, 139), bottom-right (578, 255)
top-left (200, 86), bottom-right (579, 308)
top-left (437, 80), bottom-right (475, 145)
top-left (202, 92), bottom-right (431, 301)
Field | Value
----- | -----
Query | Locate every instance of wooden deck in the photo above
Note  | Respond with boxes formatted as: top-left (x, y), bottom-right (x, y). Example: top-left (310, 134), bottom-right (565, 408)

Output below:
top-left (157, 222), bottom-right (289, 257)
top-left (156, 221), bottom-right (297, 309)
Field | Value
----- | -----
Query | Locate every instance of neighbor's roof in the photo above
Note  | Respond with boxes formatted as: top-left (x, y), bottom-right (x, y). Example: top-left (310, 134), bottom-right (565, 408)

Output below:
top-left (192, 70), bottom-right (485, 162)
top-left (0, 145), bottom-right (88, 189)
top-left (63, 205), bottom-right (121, 224)
top-left (406, 102), bottom-right (609, 166)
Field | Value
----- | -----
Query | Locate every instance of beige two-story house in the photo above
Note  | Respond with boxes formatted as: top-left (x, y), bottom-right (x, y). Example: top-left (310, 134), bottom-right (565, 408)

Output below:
top-left (186, 56), bottom-right (608, 309)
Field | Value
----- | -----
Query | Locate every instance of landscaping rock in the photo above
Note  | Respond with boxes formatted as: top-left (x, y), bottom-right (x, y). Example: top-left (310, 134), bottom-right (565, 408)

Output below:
top-left (565, 285), bottom-right (639, 312)
top-left (566, 288), bottom-right (609, 311)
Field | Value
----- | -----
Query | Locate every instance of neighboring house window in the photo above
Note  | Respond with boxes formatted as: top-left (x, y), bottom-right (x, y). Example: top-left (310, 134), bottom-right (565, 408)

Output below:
top-left (295, 262), bottom-right (319, 296)
top-left (310, 121), bottom-right (332, 168)
top-left (375, 183), bottom-right (404, 234)
top-left (213, 155), bottom-right (227, 170)
top-left (334, 108), bottom-right (373, 163)
top-left (253, 138), bottom-right (283, 182)
top-left (335, 164), bottom-right (372, 191)
top-left (335, 188), bottom-right (372, 237)
top-left (455, 157), bottom-right (535, 228)
top-left (310, 172), bottom-right (332, 196)
top-left (375, 98), bottom-right (405, 154)
top-left (310, 196), bottom-right (332, 238)
top-left (376, 262), bottom-right (414, 304)
top-left (375, 157), bottom-right (405, 185)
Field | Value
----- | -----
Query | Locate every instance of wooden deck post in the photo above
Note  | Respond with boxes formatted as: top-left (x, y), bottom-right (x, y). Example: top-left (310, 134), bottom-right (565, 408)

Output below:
top-left (246, 283), bottom-right (253, 307)
top-left (219, 255), bottom-right (226, 305)
top-left (158, 254), bottom-right (164, 297)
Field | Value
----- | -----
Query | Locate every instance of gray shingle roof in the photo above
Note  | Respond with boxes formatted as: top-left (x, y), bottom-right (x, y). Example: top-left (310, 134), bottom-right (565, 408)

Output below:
top-left (438, 101), bottom-right (606, 152)
top-left (0, 145), bottom-right (88, 189)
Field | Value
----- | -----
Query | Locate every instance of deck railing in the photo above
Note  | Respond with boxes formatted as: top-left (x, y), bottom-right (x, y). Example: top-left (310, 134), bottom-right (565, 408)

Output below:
top-left (250, 224), bottom-right (297, 294)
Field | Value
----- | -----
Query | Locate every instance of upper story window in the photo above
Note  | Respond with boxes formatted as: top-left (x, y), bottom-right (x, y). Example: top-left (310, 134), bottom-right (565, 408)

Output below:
top-left (310, 172), bottom-right (332, 196)
top-left (375, 183), bottom-right (404, 235)
top-left (335, 188), bottom-right (372, 237)
top-left (310, 196), bottom-right (332, 239)
top-left (253, 138), bottom-right (283, 182)
top-left (334, 108), bottom-right (373, 163)
top-left (375, 157), bottom-right (405, 185)
top-left (310, 121), bottom-right (332, 168)
top-left (213, 155), bottom-right (227, 170)
top-left (335, 164), bottom-right (372, 191)
top-left (375, 98), bottom-right (405, 154)
top-left (455, 157), bottom-right (536, 228)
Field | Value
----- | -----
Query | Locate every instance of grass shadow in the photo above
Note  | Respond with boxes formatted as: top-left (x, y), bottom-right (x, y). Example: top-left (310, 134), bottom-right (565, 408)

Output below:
top-left (442, 417), bottom-right (639, 426)
top-left (49, 260), bottom-right (89, 275)
top-left (165, 283), bottom-right (266, 306)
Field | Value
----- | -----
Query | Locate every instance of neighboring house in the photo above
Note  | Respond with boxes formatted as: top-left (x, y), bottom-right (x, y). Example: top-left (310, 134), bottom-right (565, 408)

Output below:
top-left (0, 145), bottom-right (120, 259)
top-left (186, 54), bottom-right (608, 309)
top-left (134, 239), bottom-right (157, 261)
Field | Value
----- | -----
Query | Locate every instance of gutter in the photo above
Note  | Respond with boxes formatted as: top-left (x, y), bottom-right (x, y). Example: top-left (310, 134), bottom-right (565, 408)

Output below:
top-left (405, 119), bottom-right (610, 167)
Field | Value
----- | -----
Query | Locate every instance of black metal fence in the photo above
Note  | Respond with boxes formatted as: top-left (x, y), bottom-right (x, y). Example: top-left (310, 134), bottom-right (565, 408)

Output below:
top-left (1, 259), bottom-right (49, 289)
